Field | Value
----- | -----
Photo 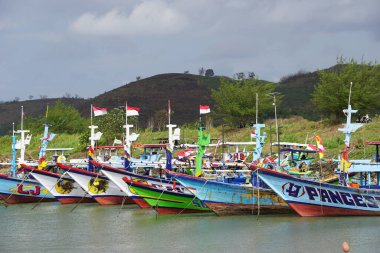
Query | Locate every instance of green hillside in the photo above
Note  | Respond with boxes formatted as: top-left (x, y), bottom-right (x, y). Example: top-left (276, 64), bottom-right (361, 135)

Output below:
top-left (0, 69), bottom-right (326, 134)
top-left (1, 115), bottom-right (378, 163)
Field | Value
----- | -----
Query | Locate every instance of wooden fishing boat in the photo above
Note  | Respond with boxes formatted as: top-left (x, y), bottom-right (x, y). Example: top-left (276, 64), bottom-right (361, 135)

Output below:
top-left (0, 108), bottom-right (57, 204)
top-left (20, 164), bottom-right (96, 204)
top-left (123, 176), bottom-right (211, 214)
top-left (0, 174), bottom-right (56, 204)
top-left (57, 163), bottom-right (134, 205)
top-left (256, 165), bottom-right (380, 216)
top-left (168, 170), bottom-right (292, 215)
top-left (93, 160), bottom-right (195, 209)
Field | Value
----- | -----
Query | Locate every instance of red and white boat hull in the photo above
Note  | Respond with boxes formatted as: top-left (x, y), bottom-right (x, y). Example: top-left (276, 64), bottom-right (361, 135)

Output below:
top-left (29, 169), bottom-right (95, 204)
top-left (99, 167), bottom-right (150, 208)
top-left (65, 168), bottom-right (133, 205)
top-left (257, 168), bottom-right (380, 216)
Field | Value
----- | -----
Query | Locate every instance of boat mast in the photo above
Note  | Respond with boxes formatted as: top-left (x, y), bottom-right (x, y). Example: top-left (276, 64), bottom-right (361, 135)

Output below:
top-left (338, 82), bottom-right (363, 147)
top-left (10, 122), bottom-right (17, 176)
top-left (124, 101), bottom-right (133, 154)
top-left (16, 106), bottom-right (30, 165)
top-left (39, 105), bottom-right (53, 159)
top-left (89, 104), bottom-right (98, 149)
top-left (253, 93), bottom-right (266, 162)
top-left (166, 100), bottom-right (176, 150)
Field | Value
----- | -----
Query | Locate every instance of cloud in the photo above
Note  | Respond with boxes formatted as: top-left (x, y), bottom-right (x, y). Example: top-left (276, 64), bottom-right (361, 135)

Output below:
top-left (70, 1), bottom-right (188, 36)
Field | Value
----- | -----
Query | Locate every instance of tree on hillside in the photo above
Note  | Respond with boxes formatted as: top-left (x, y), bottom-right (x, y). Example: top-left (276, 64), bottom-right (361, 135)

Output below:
top-left (205, 69), bottom-right (214, 77)
top-left (312, 58), bottom-right (380, 121)
top-left (47, 101), bottom-right (87, 134)
top-left (23, 100), bottom-right (87, 134)
top-left (94, 108), bottom-right (138, 144)
top-left (153, 109), bottom-right (167, 131)
top-left (211, 78), bottom-right (277, 126)
top-left (198, 67), bottom-right (205, 76)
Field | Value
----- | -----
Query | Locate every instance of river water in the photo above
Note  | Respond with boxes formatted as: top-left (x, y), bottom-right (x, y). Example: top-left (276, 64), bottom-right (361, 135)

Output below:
top-left (0, 202), bottom-right (378, 253)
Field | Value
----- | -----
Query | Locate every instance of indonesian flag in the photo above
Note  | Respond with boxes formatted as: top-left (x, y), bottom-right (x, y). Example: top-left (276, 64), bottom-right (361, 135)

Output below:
top-left (200, 105), bottom-right (210, 114)
top-left (315, 135), bottom-right (325, 158)
top-left (92, 106), bottom-right (108, 116)
top-left (127, 106), bottom-right (140, 116)
top-left (250, 130), bottom-right (256, 138)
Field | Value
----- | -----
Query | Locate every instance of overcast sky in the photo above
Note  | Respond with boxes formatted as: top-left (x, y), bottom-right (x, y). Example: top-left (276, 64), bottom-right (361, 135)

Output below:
top-left (1, 0), bottom-right (379, 101)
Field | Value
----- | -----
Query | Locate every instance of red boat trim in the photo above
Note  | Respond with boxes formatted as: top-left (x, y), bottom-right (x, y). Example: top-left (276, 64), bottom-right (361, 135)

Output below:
top-left (130, 196), bottom-right (152, 208)
top-left (56, 196), bottom-right (96, 204)
top-left (288, 202), bottom-right (380, 216)
top-left (93, 196), bottom-right (134, 205)
top-left (57, 163), bottom-right (101, 177)
top-left (0, 193), bottom-right (57, 204)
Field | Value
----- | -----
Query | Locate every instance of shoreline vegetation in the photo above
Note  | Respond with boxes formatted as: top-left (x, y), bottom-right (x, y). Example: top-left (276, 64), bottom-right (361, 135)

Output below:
top-left (1, 115), bottom-right (378, 168)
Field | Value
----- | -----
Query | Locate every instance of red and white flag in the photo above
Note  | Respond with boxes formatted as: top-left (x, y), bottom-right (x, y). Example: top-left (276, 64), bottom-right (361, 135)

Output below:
top-left (92, 106), bottom-right (108, 116)
top-left (200, 105), bottom-right (210, 114)
top-left (127, 106), bottom-right (140, 116)
top-left (250, 130), bottom-right (256, 138)
top-left (306, 143), bottom-right (317, 151)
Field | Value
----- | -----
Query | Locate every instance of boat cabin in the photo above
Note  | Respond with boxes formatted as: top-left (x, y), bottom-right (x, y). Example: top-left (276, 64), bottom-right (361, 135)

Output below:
top-left (349, 141), bottom-right (380, 189)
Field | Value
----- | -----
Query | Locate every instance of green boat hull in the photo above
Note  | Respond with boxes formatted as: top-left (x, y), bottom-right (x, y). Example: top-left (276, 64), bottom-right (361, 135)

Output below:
top-left (129, 182), bottom-right (211, 214)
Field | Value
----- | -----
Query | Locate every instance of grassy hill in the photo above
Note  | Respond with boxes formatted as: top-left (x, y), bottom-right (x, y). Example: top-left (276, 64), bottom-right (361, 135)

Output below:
top-left (0, 67), bottom-right (331, 134)
top-left (1, 115), bottom-right (378, 163)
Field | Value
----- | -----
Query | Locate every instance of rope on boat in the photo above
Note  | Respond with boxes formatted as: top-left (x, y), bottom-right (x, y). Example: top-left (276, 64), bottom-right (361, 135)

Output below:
top-left (2, 166), bottom-right (36, 207)
top-left (117, 195), bottom-right (129, 217)
top-left (318, 160), bottom-right (324, 215)
top-left (70, 192), bottom-right (89, 212)
top-left (31, 168), bottom-right (72, 210)
top-left (256, 168), bottom-right (260, 219)
top-left (177, 178), bottom-right (208, 216)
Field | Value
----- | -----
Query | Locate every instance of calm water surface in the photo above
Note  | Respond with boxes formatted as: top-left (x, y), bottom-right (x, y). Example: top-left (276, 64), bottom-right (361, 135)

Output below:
top-left (0, 202), bottom-right (379, 253)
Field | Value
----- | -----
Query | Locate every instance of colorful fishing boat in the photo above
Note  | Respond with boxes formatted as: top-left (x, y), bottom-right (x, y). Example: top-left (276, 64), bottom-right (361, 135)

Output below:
top-left (57, 162), bottom-right (133, 205)
top-left (256, 164), bottom-right (380, 216)
top-left (94, 161), bottom-right (152, 208)
top-left (20, 164), bottom-right (96, 204)
top-left (0, 174), bottom-right (55, 204)
top-left (123, 176), bottom-right (211, 214)
top-left (0, 108), bottom-right (56, 204)
top-left (168, 170), bottom-right (291, 215)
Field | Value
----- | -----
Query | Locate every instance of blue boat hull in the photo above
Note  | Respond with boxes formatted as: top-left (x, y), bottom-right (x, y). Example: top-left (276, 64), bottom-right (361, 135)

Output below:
top-left (171, 172), bottom-right (292, 215)
top-left (0, 174), bottom-right (56, 204)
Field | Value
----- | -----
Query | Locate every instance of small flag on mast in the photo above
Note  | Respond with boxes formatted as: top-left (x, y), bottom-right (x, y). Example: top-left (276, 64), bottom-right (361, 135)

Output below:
top-left (92, 106), bottom-right (108, 116)
top-left (126, 106), bottom-right (140, 116)
top-left (200, 105), bottom-right (210, 114)
top-left (315, 135), bottom-right (325, 158)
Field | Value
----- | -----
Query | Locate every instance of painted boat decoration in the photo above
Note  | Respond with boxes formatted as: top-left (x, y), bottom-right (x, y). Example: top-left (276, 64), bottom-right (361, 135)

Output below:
top-left (123, 176), bottom-right (211, 214)
top-left (168, 170), bottom-right (292, 215)
top-left (93, 160), bottom-right (193, 209)
top-left (0, 174), bottom-right (56, 204)
top-left (94, 161), bottom-right (152, 208)
top-left (57, 163), bottom-right (133, 205)
top-left (20, 164), bottom-right (96, 204)
top-left (257, 167), bottom-right (380, 216)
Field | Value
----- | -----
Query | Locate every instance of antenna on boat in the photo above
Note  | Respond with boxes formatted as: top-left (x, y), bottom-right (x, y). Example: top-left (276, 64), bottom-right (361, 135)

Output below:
top-left (256, 93), bottom-right (258, 124)
top-left (268, 92), bottom-right (280, 164)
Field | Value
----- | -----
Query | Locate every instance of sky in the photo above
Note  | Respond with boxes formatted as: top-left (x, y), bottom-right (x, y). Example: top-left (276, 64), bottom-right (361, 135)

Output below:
top-left (1, 0), bottom-right (380, 102)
